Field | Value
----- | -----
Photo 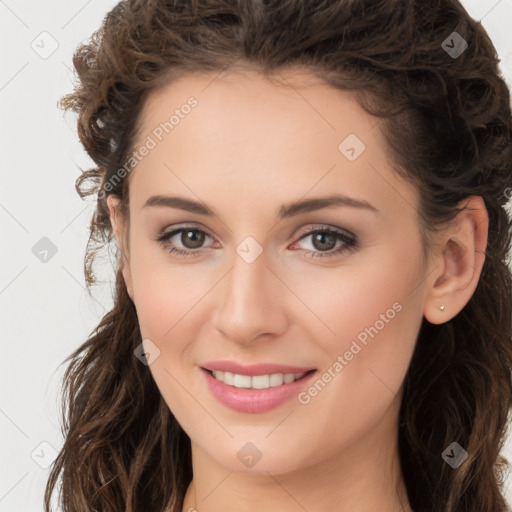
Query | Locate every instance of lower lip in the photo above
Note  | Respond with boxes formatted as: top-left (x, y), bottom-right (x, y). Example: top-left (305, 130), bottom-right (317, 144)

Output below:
top-left (201, 367), bottom-right (317, 413)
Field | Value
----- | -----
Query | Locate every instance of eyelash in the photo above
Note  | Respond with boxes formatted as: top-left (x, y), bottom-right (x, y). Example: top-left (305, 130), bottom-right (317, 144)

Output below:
top-left (155, 224), bottom-right (358, 259)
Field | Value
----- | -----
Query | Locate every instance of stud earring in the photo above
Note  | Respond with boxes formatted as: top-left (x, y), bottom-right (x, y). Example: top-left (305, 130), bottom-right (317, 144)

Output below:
top-left (438, 305), bottom-right (445, 311)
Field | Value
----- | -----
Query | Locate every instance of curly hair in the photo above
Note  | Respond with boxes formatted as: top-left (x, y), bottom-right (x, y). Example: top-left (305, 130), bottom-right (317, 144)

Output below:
top-left (45, 1), bottom-right (512, 511)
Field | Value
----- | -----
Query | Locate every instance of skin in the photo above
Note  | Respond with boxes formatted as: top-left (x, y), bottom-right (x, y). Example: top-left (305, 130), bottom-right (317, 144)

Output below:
top-left (107, 68), bottom-right (488, 512)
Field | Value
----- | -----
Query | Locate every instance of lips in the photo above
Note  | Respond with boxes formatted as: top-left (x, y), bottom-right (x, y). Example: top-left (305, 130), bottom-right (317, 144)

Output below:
top-left (201, 360), bottom-right (316, 376)
top-left (199, 361), bottom-right (318, 413)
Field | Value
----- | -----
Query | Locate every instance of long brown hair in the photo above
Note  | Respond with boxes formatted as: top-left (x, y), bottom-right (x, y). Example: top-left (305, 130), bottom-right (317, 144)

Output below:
top-left (45, 1), bottom-right (512, 511)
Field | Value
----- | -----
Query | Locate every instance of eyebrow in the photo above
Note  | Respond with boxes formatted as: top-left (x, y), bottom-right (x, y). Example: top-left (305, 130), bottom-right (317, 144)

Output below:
top-left (142, 193), bottom-right (378, 218)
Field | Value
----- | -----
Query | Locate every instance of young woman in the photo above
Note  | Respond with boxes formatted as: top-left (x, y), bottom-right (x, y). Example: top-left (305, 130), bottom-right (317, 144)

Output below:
top-left (45, 1), bottom-right (512, 511)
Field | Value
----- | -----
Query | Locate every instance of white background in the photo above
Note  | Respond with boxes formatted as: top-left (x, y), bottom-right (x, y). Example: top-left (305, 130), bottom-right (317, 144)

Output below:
top-left (1, 1), bottom-right (511, 510)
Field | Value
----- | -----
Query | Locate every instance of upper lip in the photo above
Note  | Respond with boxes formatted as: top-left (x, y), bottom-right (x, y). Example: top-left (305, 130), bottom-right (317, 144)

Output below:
top-left (201, 360), bottom-right (316, 376)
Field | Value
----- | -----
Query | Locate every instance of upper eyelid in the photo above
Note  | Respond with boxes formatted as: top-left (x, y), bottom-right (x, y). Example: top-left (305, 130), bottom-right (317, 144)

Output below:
top-left (158, 224), bottom-right (215, 241)
top-left (295, 224), bottom-right (355, 240)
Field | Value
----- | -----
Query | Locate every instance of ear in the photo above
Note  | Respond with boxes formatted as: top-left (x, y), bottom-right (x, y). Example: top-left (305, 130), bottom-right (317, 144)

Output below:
top-left (106, 195), bottom-right (134, 302)
top-left (423, 196), bottom-right (488, 324)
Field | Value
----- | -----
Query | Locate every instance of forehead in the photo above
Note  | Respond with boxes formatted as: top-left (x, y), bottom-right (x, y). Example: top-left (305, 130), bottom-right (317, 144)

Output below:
top-left (135, 68), bottom-right (379, 154)
top-left (128, 68), bottom-right (418, 221)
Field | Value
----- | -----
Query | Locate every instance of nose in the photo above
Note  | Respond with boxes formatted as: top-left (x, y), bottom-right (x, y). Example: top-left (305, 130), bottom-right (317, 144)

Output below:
top-left (210, 247), bottom-right (289, 344)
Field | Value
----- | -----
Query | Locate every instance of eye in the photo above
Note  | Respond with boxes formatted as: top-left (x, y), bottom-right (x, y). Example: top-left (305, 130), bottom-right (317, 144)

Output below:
top-left (155, 226), bottom-right (216, 257)
top-left (154, 224), bottom-right (358, 259)
top-left (289, 225), bottom-right (358, 259)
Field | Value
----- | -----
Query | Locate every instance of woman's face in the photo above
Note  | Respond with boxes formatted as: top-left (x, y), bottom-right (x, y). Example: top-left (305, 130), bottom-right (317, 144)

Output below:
top-left (112, 69), bottom-right (431, 475)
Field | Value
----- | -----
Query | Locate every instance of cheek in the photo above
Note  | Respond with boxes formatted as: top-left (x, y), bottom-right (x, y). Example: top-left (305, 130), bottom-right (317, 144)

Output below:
top-left (292, 286), bottom-right (422, 459)
top-left (292, 242), bottom-right (421, 345)
top-left (292, 242), bottom-right (424, 401)
top-left (128, 244), bottom-right (205, 340)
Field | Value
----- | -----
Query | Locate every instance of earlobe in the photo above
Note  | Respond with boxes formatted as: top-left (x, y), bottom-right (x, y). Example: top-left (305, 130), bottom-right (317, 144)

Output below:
top-left (423, 196), bottom-right (488, 325)
top-left (106, 194), bottom-right (135, 302)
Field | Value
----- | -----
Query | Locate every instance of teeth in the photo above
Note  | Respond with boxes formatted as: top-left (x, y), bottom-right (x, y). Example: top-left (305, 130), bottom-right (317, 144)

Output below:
top-left (211, 370), bottom-right (307, 389)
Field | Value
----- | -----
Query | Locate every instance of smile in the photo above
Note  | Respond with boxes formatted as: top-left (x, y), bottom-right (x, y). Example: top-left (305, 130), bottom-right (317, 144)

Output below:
top-left (201, 367), bottom-right (318, 413)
